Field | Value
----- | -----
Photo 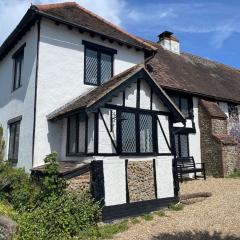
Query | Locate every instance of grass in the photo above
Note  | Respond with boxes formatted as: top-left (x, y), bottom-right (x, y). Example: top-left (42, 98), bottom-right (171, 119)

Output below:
top-left (130, 217), bottom-right (141, 224)
top-left (168, 203), bottom-right (184, 211)
top-left (78, 220), bottom-right (129, 239)
top-left (141, 214), bottom-right (154, 221)
top-left (226, 170), bottom-right (240, 179)
top-left (155, 210), bottom-right (166, 217)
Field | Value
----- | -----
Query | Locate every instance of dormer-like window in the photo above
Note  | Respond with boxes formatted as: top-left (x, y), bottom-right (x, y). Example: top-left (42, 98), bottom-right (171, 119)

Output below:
top-left (12, 44), bottom-right (25, 91)
top-left (83, 40), bottom-right (117, 86)
top-left (170, 94), bottom-right (192, 118)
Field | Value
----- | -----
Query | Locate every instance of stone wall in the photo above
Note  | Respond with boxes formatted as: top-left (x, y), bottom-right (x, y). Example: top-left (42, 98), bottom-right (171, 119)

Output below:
top-left (67, 172), bottom-right (91, 193)
top-left (199, 100), bottom-right (238, 177)
top-left (127, 161), bottom-right (155, 202)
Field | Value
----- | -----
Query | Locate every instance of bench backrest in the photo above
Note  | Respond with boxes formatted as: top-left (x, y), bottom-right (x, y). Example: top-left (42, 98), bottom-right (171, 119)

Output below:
top-left (176, 156), bottom-right (196, 168)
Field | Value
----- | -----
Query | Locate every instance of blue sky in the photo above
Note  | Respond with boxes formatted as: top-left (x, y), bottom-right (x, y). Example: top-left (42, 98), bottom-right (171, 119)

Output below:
top-left (0, 0), bottom-right (239, 68)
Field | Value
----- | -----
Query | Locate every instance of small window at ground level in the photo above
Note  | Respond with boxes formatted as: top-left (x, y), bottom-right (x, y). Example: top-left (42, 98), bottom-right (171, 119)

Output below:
top-left (174, 133), bottom-right (189, 158)
top-left (8, 121), bottom-right (21, 163)
top-left (12, 45), bottom-right (25, 91)
top-left (67, 113), bottom-right (87, 155)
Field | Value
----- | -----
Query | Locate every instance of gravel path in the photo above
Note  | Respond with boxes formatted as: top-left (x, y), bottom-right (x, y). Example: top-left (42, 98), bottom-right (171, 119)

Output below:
top-left (113, 178), bottom-right (240, 240)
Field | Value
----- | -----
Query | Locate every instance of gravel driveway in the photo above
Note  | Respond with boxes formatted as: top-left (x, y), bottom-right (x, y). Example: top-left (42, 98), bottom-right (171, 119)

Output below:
top-left (114, 178), bottom-right (240, 240)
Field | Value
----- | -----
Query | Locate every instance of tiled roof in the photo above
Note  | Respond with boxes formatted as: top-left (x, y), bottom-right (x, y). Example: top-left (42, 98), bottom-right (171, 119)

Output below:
top-left (200, 100), bottom-right (227, 119)
top-left (47, 64), bottom-right (144, 120)
top-left (33, 2), bottom-right (156, 51)
top-left (147, 45), bottom-right (240, 103)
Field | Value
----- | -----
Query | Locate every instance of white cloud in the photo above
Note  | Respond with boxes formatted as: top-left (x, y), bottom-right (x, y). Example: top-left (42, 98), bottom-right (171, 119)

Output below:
top-left (0, 0), bottom-right (125, 45)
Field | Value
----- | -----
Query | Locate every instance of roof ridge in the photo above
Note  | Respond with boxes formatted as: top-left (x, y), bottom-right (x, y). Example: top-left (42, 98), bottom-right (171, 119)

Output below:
top-left (34, 2), bottom-right (157, 51)
top-left (183, 52), bottom-right (240, 72)
top-left (34, 2), bottom-right (77, 11)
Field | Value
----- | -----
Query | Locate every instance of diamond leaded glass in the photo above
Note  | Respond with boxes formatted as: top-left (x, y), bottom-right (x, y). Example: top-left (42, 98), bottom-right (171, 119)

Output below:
top-left (85, 48), bottom-right (98, 84)
top-left (121, 112), bottom-right (136, 153)
top-left (139, 114), bottom-right (153, 153)
top-left (100, 53), bottom-right (112, 84)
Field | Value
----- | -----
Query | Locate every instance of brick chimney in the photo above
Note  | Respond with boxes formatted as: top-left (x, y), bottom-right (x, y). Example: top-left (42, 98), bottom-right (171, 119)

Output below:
top-left (158, 31), bottom-right (180, 54)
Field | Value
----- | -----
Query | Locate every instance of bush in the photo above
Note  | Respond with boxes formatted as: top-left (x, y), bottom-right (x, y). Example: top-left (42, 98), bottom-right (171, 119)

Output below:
top-left (168, 203), bottom-right (184, 211)
top-left (0, 201), bottom-right (17, 219)
top-left (17, 192), bottom-right (101, 240)
top-left (0, 163), bottom-right (39, 212)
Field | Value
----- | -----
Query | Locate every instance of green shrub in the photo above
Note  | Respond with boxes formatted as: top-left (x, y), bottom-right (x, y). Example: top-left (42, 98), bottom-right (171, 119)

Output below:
top-left (0, 163), bottom-right (39, 212)
top-left (155, 210), bottom-right (166, 217)
top-left (0, 126), bottom-right (4, 163)
top-left (130, 217), bottom-right (141, 224)
top-left (17, 192), bottom-right (101, 240)
top-left (226, 170), bottom-right (240, 179)
top-left (0, 201), bottom-right (17, 219)
top-left (168, 203), bottom-right (184, 211)
top-left (141, 213), bottom-right (154, 221)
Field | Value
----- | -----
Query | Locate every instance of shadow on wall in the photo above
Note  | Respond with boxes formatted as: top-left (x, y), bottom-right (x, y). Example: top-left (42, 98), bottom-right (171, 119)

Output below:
top-left (151, 231), bottom-right (239, 240)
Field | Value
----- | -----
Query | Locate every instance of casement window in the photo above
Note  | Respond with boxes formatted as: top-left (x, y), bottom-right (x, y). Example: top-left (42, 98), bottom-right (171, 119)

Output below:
top-left (228, 103), bottom-right (239, 122)
top-left (170, 95), bottom-right (192, 118)
top-left (119, 111), bottom-right (155, 154)
top-left (67, 113), bottom-right (87, 155)
top-left (8, 119), bottom-right (21, 163)
top-left (12, 44), bottom-right (25, 91)
top-left (174, 133), bottom-right (189, 158)
top-left (83, 40), bottom-right (117, 86)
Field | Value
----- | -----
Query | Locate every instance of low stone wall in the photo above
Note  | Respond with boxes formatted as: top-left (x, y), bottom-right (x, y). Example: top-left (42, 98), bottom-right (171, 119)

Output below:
top-left (127, 161), bottom-right (155, 202)
top-left (67, 172), bottom-right (91, 193)
top-left (222, 145), bottom-right (239, 175)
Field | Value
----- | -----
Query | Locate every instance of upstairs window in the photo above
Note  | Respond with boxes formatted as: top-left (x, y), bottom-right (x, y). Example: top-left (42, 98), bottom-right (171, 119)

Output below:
top-left (8, 117), bottom-right (21, 164)
top-left (12, 44), bottom-right (25, 91)
top-left (83, 40), bottom-right (117, 86)
top-left (228, 103), bottom-right (239, 122)
top-left (170, 95), bottom-right (192, 118)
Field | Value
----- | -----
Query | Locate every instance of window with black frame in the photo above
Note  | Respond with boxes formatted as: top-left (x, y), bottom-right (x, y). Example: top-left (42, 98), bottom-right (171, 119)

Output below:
top-left (228, 103), bottom-right (239, 122)
top-left (83, 41), bottom-right (116, 86)
top-left (12, 45), bottom-right (25, 91)
top-left (67, 113), bottom-right (86, 155)
top-left (120, 111), bottom-right (154, 154)
top-left (174, 133), bottom-right (189, 158)
top-left (170, 95), bottom-right (192, 118)
top-left (8, 120), bottom-right (21, 163)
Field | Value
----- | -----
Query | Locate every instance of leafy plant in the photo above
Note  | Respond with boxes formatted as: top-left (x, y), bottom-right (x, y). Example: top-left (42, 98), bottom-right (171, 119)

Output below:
top-left (155, 210), bottom-right (166, 217)
top-left (0, 125), bottom-right (5, 162)
top-left (131, 217), bottom-right (141, 224)
top-left (17, 192), bottom-right (101, 240)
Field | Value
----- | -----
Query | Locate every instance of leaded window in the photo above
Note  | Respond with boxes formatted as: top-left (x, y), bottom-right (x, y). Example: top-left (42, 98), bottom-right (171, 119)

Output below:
top-left (170, 95), bottom-right (192, 118)
top-left (12, 46), bottom-right (25, 91)
top-left (67, 113), bottom-right (87, 155)
top-left (83, 41), bottom-right (116, 86)
top-left (228, 103), bottom-right (239, 122)
top-left (8, 120), bottom-right (21, 163)
top-left (120, 111), bottom-right (154, 154)
top-left (174, 133), bottom-right (189, 158)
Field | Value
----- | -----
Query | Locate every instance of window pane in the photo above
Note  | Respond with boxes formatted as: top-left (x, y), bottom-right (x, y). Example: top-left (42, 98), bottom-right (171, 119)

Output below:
top-left (121, 112), bottom-right (136, 153)
top-left (180, 134), bottom-right (189, 157)
top-left (78, 113), bottom-right (86, 153)
top-left (68, 116), bottom-right (77, 154)
top-left (139, 114), bottom-right (153, 153)
top-left (85, 48), bottom-right (98, 84)
top-left (174, 135), bottom-right (179, 157)
top-left (13, 50), bottom-right (24, 90)
top-left (181, 98), bottom-right (189, 117)
top-left (8, 122), bottom-right (20, 163)
top-left (100, 53), bottom-right (112, 84)
top-left (228, 104), bottom-right (239, 122)
top-left (171, 96), bottom-right (180, 108)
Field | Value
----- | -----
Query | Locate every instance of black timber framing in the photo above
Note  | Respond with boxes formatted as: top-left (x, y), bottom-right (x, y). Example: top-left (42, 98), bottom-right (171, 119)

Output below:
top-left (99, 109), bottom-right (117, 152)
top-left (157, 117), bottom-right (172, 153)
top-left (87, 69), bottom-right (185, 124)
top-left (153, 159), bottom-right (158, 199)
top-left (94, 112), bottom-right (99, 154)
top-left (102, 196), bottom-right (179, 221)
top-left (125, 159), bottom-right (130, 203)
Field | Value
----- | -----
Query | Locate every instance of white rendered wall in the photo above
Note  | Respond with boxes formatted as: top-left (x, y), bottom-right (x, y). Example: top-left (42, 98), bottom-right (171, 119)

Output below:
top-left (34, 19), bottom-right (145, 166)
top-left (155, 156), bottom-right (174, 198)
top-left (189, 97), bottom-right (201, 164)
top-left (0, 23), bottom-right (38, 171)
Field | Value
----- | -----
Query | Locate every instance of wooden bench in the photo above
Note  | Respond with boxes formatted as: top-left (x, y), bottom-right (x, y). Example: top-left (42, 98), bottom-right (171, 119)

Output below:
top-left (177, 156), bottom-right (206, 183)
